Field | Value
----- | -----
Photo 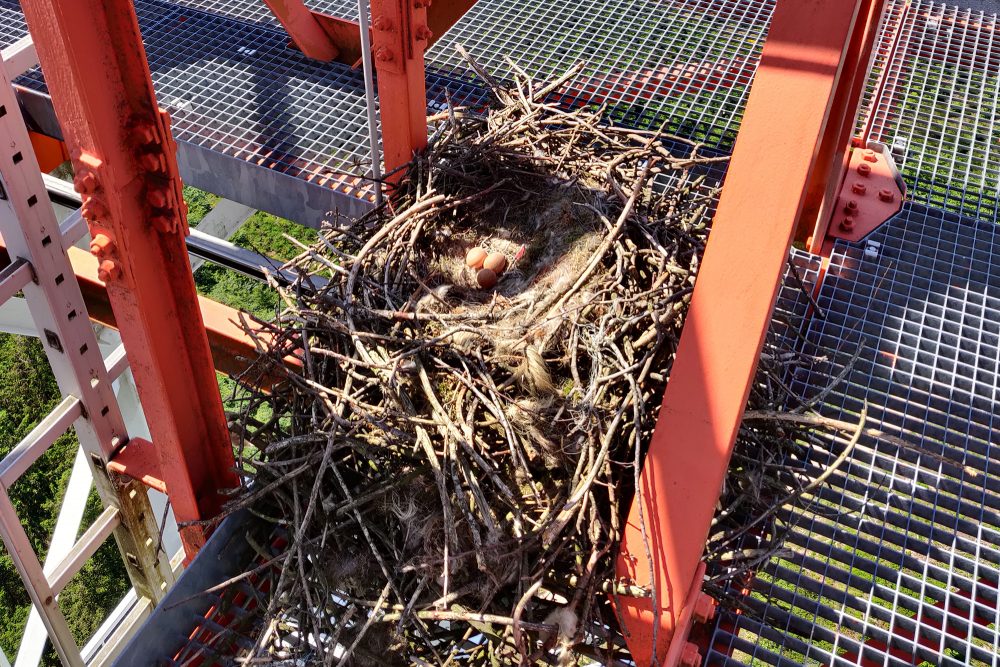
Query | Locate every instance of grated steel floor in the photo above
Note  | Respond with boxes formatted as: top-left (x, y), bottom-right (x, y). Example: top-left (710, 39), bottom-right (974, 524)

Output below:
top-left (868, 1), bottom-right (1000, 223)
top-left (710, 204), bottom-right (1000, 667)
top-left (1, 0), bottom-right (997, 226)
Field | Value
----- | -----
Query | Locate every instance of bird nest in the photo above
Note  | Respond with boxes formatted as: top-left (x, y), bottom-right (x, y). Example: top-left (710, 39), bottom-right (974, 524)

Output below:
top-left (212, 59), bottom-right (857, 666)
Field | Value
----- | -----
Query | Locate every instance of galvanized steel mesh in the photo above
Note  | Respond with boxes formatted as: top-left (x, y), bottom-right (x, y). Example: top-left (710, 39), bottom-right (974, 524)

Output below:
top-left (710, 205), bottom-right (1000, 667)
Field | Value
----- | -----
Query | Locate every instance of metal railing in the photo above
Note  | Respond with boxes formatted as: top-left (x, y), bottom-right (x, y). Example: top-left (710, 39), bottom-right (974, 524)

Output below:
top-left (0, 38), bottom-right (175, 667)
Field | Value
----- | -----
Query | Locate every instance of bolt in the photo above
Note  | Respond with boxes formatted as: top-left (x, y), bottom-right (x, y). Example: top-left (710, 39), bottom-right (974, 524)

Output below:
top-left (147, 186), bottom-right (169, 209)
top-left (857, 162), bottom-right (872, 177)
top-left (851, 182), bottom-right (867, 195)
top-left (372, 16), bottom-right (393, 30)
top-left (140, 151), bottom-right (164, 173)
top-left (415, 25), bottom-right (433, 41)
top-left (74, 170), bottom-right (98, 195)
top-left (375, 47), bottom-right (394, 63)
top-left (863, 149), bottom-right (878, 163)
top-left (81, 196), bottom-right (109, 222)
top-left (413, 0), bottom-right (432, 7)
top-left (98, 259), bottom-right (121, 283)
top-left (151, 214), bottom-right (174, 233)
top-left (878, 188), bottom-right (895, 203)
top-left (844, 200), bottom-right (860, 215)
top-left (692, 592), bottom-right (717, 624)
top-left (130, 123), bottom-right (157, 146)
top-left (89, 233), bottom-right (114, 258)
top-left (679, 642), bottom-right (701, 667)
top-left (840, 217), bottom-right (855, 232)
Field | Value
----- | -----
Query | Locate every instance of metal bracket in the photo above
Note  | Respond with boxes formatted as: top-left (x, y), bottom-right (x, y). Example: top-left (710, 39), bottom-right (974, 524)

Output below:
top-left (826, 141), bottom-right (905, 243)
top-left (107, 437), bottom-right (168, 495)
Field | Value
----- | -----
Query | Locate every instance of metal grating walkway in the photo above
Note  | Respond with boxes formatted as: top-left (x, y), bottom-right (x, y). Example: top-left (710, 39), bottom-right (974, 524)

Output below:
top-left (710, 204), bottom-right (1000, 667)
top-left (0, 0), bottom-right (998, 227)
top-left (868, 1), bottom-right (1000, 224)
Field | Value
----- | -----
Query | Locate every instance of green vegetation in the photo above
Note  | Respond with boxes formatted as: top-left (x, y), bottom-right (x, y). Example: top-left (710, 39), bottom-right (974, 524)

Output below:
top-left (184, 185), bottom-right (220, 227)
top-left (187, 196), bottom-right (318, 423)
top-left (193, 208), bottom-right (318, 317)
top-left (0, 335), bottom-right (129, 665)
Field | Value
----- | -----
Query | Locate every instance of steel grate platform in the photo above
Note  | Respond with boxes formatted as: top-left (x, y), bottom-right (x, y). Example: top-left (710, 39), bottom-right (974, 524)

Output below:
top-left (868, 1), bottom-right (1000, 224)
top-left (709, 203), bottom-right (1000, 667)
top-left (426, 0), bottom-right (775, 147)
top-left (0, 0), bottom-right (997, 228)
top-left (0, 0), bottom-right (377, 222)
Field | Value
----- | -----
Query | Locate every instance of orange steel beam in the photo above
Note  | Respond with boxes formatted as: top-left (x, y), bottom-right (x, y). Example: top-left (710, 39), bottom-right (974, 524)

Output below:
top-left (260, 0), bottom-right (341, 61)
top-left (1, 238), bottom-right (282, 392)
top-left (425, 0), bottom-right (477, 43)
top-left (20, 0), bottom-right (239, 558)
top-left (803, 0), bottom-right (889, 250)
top-left (371, 0), bottom-right (433, 177)
top-left (614, 1), bottom-right (888, 664)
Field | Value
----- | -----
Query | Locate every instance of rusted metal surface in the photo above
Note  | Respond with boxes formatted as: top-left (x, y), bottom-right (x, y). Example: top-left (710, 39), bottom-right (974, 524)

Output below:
top-left (613, 1), bottom-right (888, 663)
top-left (19, 0), bottom-right (239, 558)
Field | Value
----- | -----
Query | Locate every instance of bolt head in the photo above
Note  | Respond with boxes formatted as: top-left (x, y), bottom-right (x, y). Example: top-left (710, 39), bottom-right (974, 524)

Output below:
top-left (840, 218), bottom-right (855, 231)
top-left (845, 200), bottom-right (859, 212)
top-left (81, 196), bottom-right (109, 222)
top-left (89, 233), bottom-right (113, 257)
top-left (679, 642), bottom-right (701, 667)
top-left (147, 187), bottom-right (169, 209)
top-left (863, 149), bottom-right (878, 163)
top-left (415, 25), bottom-right (433, 40)
top-left (857, 162), bottom-right (872, 177)
top-left (131, 123), bottom-right (157, 146)
top-left (74, 170), bottom-right (98, 195)
top-left (413, 0), bottom-right (431, 7)
top-left (98, 259), bottom-right (121, 283)
top-left (140, 151), bottom-right (164, 173)
top-left (878, 189), bottom-right (895, 203)
top-left (151, 214), bottom-right (174, 233)
top-left (372, 16), bottom-right (393, 30)
top-left (375, 47), bottom-right (394, 62)
top-left (692, 592), bottom-right (717, 624)
top-left (851, 182), bottom-right (867, 195)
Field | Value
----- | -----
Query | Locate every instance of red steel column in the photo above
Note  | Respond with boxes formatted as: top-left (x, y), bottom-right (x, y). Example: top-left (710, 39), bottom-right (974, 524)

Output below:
top-left (614, 1), bottom-right (887, 664)
top-left (20, 0), bottom-right (238, 558)
top-left (371, 0), bottom-right (432, 177)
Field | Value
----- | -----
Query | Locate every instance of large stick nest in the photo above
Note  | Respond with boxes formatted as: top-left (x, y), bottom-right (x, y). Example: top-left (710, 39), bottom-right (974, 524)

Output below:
top-left (216, 60), bottom-right (840, 665)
